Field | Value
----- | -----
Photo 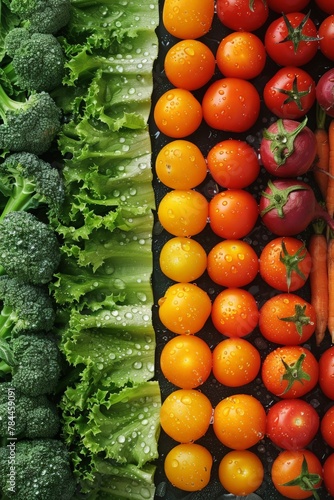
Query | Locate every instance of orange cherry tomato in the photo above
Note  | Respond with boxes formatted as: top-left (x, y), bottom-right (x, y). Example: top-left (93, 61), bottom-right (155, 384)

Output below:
top-left (218, 450), bottom-right (264, 496)
top-left (216, 31), bottom-right (266, 80)
top-left (211, 288), bottom-right (259, 338)
top-left (157, 189), bottom-right (208, 237)
top-left (164, 443), bottom-right (213, 491)
top-left (154, 89), bottom-right (202, 138)
top-left (164, 39), bottom-right (215, 90)
top-left (213, 394), bottom-right (266, 450)
top-left (160, 389), bottom-right (212, 443)
top-left (162, 0), bottom-right (214, 39)
top-left (212, 337), bottom-right (261, 386)
top-left (207, 239), bottom-right (259, 288)
top-left (155, 140), bottom-right (207, 190)
top-left (160, 335), bottom-right (212, 389)
top-left (158, 282), bottom-right (212, 335)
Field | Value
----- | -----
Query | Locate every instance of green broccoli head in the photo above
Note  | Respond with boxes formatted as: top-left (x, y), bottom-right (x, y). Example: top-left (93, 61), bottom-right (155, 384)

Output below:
top-left (9, 0), bottom-right (71, 34)
top-left (0, 85), bottom-right (62, 155)
top-left (3, 28), bottom-right (65, 92)
top-left (0, 382), bottom-right (60, 440)
top-left (0, 276), bottom-right (55, 339)
top-left (0, 151), bottom-right (65, 216)
top-left (0, 212), bottom-right (61, 285)
top-left (9, 333), bottom-right (62, 396)
top-left (0, 438), bottom-right (77, 500)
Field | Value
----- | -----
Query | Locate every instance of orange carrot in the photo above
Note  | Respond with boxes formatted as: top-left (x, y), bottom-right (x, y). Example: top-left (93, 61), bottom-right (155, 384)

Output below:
top-left (309, 219), bottom-right (329, 345)
top-left (326, 119), bottom-right (334, 218)
top-left (313, 105), bottom-right (329, 201)
top-left (327, 231), bottom-right (334, 342)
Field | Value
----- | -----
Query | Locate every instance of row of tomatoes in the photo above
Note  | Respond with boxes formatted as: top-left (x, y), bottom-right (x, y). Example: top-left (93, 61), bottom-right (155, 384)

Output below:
top-left (153, 0), bottom-right (334, 498)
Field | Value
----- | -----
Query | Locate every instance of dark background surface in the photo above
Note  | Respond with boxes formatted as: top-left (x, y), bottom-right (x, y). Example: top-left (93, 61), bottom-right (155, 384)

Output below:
top-left (149, 1), bottom-right (334, 498)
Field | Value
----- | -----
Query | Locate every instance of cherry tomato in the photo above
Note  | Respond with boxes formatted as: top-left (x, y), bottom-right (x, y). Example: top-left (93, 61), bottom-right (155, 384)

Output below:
top-left (213, 394), bottom-right (266, 450)
top-left (164, 443), bottom-right (213, 491)
top-left (154, 89), bottom-right (202, 138)
top-left (158, 282), bottom-right (212, 335)
top-left (155, 140), bottom-right (207, 190)
top-left (320, 406), bottom-right (334, 448)
top-left (263, 67), bottom-right (316, 120)
top-left (211, 288), bottom-right (259, 338)
top-left (207, 139), bottom-right (260, 189)
top-left (264, 12), bottom-right (319, 67)
top-left (158, 283), bottom-right (212, 335)
top-left (162, 0), bottom-right (214, 39)
top-left (319, 15), bottom-right (334, 61)
top-left (160, 335), bottom-right (212, 389)
top-left (315, 0), bottom-right (334, 14)
top-left (271, 449), bottom-right (322, 499)
top-left (216, 0), bottom-right (269, 32)
top-left (323, 453), bottom-right (334, 496)
top-left (266, 399), bottom-right (319, 450)
top-left (218, 450), bottom-right (264, 496)
top-left (164, 40), bottom-right (215, 91)
top-left (202, 78), bottom-right (260, 133)
top-left (259, 293), bottom-right (316, 345)
top-left (159, 236), bottom-right (207, 283)
top-left (157, 189), bottom-right (208, 237)
top-left (267, 0), bottom-right (310, 13)
top-left (207, 239), bottom-right (259, 288)
top-left (262, 346), bottom-right (319, 399)
top-left (319, 346), bottom-right (334, 400)
top-left (216, 31), bottom-right (266, 80)
top-left (160, 389), bottom-right (212, 443)
top-left (212, 337), bottom-right (261, 386)
top-left (259, 236), bottom-right (312, 292)
top-left (209, 189), bottom-right (259, 239)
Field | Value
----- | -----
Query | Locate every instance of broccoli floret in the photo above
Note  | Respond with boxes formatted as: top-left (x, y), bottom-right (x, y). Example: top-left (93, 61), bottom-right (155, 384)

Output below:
top-left (0, 382), bottom-right (60, 440)
top-left (2, 28), bottom-right (65, 92)
top-left (9, 0), bottom-right (71, 35)
top-left (0, 438), bottom-right (77, 499)
top-left (0, 333), bottom-right (62, 396)
top-left (0, 152), bottom-right (65, 218)
top-left (0, 84), bottom-right (61, 155)
top-left (0, 276), bottom-right (55, 340)
top-left (0, 212), bottom-right (61, 285)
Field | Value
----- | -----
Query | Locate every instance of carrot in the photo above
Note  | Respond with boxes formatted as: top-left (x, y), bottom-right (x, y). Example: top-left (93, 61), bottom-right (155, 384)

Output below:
top-left (313, 105), bottom-right (329, 201)
top-left (309, 219), bottom-right (329, 346)
top-left (326, 118), bottom-right (334, 218)
top-left (327, 230), bottom-right (334, 342)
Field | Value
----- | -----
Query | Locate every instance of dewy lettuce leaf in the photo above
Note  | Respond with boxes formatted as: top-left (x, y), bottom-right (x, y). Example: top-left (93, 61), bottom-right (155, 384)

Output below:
top-left (67, 0), bottom-right (159, 47)
top-left (50, 0), bottom-right (160, 497)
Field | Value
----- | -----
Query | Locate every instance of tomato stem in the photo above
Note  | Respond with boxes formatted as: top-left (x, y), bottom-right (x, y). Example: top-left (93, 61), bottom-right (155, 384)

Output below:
top-left (262, 117), bottom-right (308, 166)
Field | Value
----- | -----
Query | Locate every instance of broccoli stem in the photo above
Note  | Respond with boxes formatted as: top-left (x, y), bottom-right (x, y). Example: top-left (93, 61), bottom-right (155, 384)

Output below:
top-left (0, 180), bottom-right (37, 220)
top-left (0, 359), bottom-right (11, 375)
top-left (0, 306), bottom-right (15, 339)
top-left (0, 84), bottom-right (23, 122)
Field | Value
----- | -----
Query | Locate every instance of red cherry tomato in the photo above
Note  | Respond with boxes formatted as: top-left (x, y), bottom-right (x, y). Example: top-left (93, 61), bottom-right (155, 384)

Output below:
top-left (263, 67), bottom-right (316, 120)
top-left (265, 12), bottom-right (319, 67)
top-left (266, 399), bottom-right (319, 450)
top-left (321, 406), bottom-right (334, 448)
top-left (267, 0), bottom-right (310, 13)
top-left (319, 346), bottom-right (334, 400)
top-left (209, 189), bottom-right (259, 239)
top-left (262, 346), bottom-right (319, 399)
top-left (216, 0), bottom-right (269, 32)
top-left (323, 453), bottom-right (334, 496)
top-left (202, 78), bottom-right (260, 133)
top-left (319, 15), bottom-right (334, 61)
top-left (207, 139), bottom-right (260, 189)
